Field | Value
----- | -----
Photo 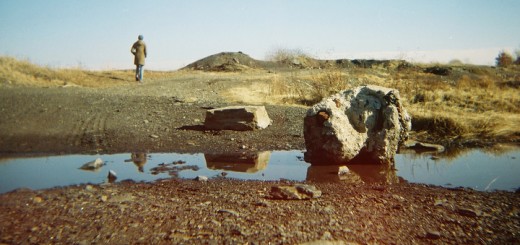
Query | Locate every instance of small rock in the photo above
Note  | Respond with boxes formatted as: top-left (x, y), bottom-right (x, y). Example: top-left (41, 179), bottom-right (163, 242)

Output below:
top-left (457, 207), bottom-right (481, 217)
top-left (270, 184), bottom-right (322, 200)
top-left (392, 194), bottom-right (405, 202)
top-left (338, 165), bottom-right (350, 175)
top-left (85, 185), bottom-right (94, 191)
top-left (79, 158), bottom-right (103, 170)
top-left (109, 193), bottom-right (135, 203)
top-left (150, 134), bottom-right (159, 139)
top-left (108, 170), bottom-right (117, 182)
top-left (33, 196), bottom-right (43, 203)
top-left (434, 198), bottom-right (447, 206)
top-left (426, 230), bottom-right (441, 239)
top-left (195, 175), bottom-right (208, 182)
top-left (100, 195), bottom-right (108, 202)
top-left (254, 200), bottom-right (270, 207)
top-left (217, 209), bottom-right (240, 217)
top-left (143, 120), bottom-right (149, 124)
top-left (320, 231), bottom-right (333, 240)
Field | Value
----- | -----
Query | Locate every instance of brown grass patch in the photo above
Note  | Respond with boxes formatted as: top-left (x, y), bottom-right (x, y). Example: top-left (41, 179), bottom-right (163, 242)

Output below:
top-left (0, 56), bottom-right (174, 88)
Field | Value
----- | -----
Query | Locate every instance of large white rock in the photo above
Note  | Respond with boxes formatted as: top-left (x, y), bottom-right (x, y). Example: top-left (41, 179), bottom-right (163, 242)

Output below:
top-left (304, 85), bottom-right (411, 165)
top-left (205, 106), bottom-right (272, 131)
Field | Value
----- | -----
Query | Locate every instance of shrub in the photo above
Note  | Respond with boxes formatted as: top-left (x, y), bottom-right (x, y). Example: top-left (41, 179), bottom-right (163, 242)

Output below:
top-left (495, 51), bottom-right (513, 67)
top-left (266, 48), bottom-right (311, 64)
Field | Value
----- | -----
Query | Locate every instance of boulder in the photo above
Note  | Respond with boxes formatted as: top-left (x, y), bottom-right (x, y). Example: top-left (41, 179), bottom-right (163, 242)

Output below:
top-left (304, 85), bottom-right (411, 165)
top-left (204, 106), bottom-right (272, 131)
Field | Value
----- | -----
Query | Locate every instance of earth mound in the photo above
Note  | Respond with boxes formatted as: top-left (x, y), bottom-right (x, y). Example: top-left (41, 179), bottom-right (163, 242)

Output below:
top-left (182, 52), bottom-right (273, 72)
top-left (182, 52), bottom-right (415, 72)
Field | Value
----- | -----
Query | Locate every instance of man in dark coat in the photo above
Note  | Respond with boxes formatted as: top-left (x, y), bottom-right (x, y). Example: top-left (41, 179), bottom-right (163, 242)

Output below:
top-left (131, 35), bottom-right (147, 83)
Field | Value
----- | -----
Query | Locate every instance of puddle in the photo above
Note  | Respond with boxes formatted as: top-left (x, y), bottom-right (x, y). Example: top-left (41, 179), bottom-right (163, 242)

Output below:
top-left (0, 148), bottom-right (519, 194)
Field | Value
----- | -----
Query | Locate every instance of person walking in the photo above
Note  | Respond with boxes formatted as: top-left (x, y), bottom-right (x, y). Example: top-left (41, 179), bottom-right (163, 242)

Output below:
top-left (131, 35), bottom-right (147, 83)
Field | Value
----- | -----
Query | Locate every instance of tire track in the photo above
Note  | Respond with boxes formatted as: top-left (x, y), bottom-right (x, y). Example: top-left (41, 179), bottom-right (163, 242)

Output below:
top-left (69, 111), bottom-right (109, 152)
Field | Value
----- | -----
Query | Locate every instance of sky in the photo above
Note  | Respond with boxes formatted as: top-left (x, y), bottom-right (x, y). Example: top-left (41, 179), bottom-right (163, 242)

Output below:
top-left (1, 0), bottom-right (519, 70)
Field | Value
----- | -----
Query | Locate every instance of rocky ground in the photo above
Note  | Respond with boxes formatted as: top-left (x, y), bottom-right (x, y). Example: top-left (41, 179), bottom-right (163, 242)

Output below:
top-left (1, 179), bottom-right (519, 244)
top-left (0, 72), bottom-right (519, 244)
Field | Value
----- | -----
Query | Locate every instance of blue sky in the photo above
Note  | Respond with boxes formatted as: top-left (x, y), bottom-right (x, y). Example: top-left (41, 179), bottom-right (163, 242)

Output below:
top-left (1, 0), bottom-right (519, 70)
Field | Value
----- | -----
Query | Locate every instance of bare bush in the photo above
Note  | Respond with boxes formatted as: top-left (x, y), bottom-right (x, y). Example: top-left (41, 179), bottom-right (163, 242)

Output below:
top-left (495, 51), bottom-right (513, 68)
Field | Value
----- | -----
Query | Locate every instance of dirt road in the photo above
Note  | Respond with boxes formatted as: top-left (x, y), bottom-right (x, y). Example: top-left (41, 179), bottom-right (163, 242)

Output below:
top-left (0, 74), bottom-right (306, 155)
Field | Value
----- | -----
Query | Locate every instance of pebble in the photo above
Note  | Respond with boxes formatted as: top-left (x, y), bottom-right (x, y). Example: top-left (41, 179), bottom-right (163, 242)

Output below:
top-left (108, 170), bottom-right (117, 182)
top-left (338, 166), bottom-right (350, 175)
top-left (426, 230), bottom-right (441, 239)
top-left (217, 209), bottom-right (240, 217)
top-left (150, 134), bottom-right (159, 139)
top-left (270, 184), bottom-right (322, 200)
top-left (457, 207), bottom-right (481, 217)
top-left (100, 195), bottom-right (108, 202)
top-left (79, 158), bottom-right (104, 170)
top-left (33, 196), bottom-right (43, 203)
top-left (320, 231), bottom-right (333, 240)
top-left (195, 176), bottom-right (208, 182)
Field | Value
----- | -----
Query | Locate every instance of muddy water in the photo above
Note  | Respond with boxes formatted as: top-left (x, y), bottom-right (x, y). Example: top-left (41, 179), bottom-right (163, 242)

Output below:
top-left (0, 148), bottom-right (519, 194)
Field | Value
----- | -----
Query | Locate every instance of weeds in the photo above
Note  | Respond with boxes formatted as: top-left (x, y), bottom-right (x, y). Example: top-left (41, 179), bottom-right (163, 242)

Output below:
top-left (267, 61), bottom-right (520, 145)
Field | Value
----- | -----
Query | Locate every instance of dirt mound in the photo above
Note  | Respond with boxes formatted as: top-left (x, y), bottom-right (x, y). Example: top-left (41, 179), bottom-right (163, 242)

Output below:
top-left (182, 52), bottom-right (274, 72)
top-left (182, 52), bottom-right (414, 72)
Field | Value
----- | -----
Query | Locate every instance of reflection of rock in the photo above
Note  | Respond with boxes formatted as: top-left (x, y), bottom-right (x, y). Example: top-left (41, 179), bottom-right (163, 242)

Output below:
top-left (402, 140), bottom-right (445, 153)
top-left (204, 106), bottom-right (272, 131)
top-left (205, 152), bottom-right (270, 173)
top-left (79, 158), bottom-right (104, 171)
top-left (131, 153), bottom-right (147, 172)
top-left (306, 164), bottom-right (398, 184)
top-left (150, 162), bottom-right (199, 176)
top-left (304, 85), bottom-right (411, 165)
top-left (269, 184), bottom-right (322, 200)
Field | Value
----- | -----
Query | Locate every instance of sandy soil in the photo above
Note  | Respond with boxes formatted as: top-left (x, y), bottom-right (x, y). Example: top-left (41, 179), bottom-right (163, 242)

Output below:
top-left (0, 73), bottom-right (519, 244)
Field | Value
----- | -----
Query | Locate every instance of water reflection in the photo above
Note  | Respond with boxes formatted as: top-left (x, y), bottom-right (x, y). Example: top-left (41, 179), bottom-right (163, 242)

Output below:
top-left (306, 164), bottom-right (399, 184)
top-left (124, 153), bottom-right (148, 172)
top-left (0, 147), bottom-right (519, 193)
top-left (205, 152), bottom-right (270, 173)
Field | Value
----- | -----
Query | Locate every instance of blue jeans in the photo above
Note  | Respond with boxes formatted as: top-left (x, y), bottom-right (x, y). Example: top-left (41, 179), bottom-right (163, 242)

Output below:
top-left (135, 65), bottom-right (144, 82)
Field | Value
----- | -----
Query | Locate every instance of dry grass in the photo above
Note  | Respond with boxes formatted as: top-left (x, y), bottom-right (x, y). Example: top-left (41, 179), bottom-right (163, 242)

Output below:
top-left (0, 56), bottom-right (173, 88)
top-left (266, 63), bottom-right (520, 145)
